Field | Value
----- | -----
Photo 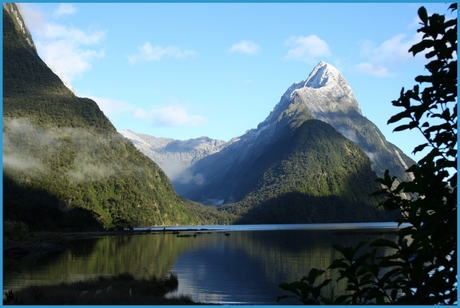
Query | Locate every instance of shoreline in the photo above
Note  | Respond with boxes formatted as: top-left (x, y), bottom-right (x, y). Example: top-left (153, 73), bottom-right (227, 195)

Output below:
top-left (2, 227), bottom-right (216, 258)
top-left (4, 223), bottom-right (400, 259)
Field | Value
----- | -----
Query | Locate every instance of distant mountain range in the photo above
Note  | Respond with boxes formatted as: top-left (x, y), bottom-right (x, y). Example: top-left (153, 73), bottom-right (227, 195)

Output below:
top-left (118, 130), bottom-right (226, 181)
top-left (4, 2), bottom-right (407, 228)
top-left (121, 62), bottom-right (414, 211)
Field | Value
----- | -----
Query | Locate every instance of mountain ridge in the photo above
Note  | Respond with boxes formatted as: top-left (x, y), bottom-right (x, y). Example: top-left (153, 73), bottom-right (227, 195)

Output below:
top-left (122, 61), bottom-right (414, 206)
top-left (3, 3), bottom-right (232, 230)
top-left (5, 1), bottom-right (408, 226)
top-left (220, 119), bottom-right (399, 223)
top-left (118, 130), bottom-right (226, 180)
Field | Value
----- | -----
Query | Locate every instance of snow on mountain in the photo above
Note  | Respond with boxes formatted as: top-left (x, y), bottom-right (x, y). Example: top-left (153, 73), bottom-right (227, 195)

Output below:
top-left (123, 61), bottom-right (414, 204)
top-left (297, 61), bottom-right (362, 115)
top-left (262, 61), bottom-right (361, 129)
top-left (254, 61), bottom-right (413, 179)
top-left (119, 129), bottom-right (151, 147)
top-left (119, 130), bottom-right (226, 180)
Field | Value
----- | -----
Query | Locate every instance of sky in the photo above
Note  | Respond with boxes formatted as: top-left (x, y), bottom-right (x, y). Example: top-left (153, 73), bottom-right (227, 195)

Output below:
top-left (17, 2), bottom-right (454, 162)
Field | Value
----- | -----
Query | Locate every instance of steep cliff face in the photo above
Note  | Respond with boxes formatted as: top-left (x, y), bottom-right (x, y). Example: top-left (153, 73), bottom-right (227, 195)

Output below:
top-left (170, 61), bottom-right (414, 205)
top-left (2, 4), bottom-right (201, 230)
top-left (3, 3), bottom-right (35, 50)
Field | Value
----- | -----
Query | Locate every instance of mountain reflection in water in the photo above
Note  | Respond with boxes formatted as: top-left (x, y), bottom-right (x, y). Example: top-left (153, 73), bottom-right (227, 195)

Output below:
top-left (3, 223), bottom-right (400, 305)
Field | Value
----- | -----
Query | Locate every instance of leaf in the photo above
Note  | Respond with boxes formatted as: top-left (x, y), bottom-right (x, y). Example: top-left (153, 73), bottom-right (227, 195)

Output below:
top-left (380, 268), bottom-right (401, 283)
top-left (415, 75), bottom-right (432, 83)
top-left (370, 247), bottom-right (378, 264)
top-left (307, 268), bottom-right (325, 285)
top-left (357, 266), bottom-right (370, 277)
top-left (412, 143), bottom-right (428, 154)
top-left (417, 6), bottom-right (428, 24)
top-left (388, 111), bottom-right (410, 124)
top-left (278, 282), bottom-right (301, 296)
top-left (342, 246), bottom-right (355, 262)
top-left (355, 252), bottom-right (371, 266)
top-left (391, 289), bottom-right (398, 302)
top-left (276, 295), bottom-right (289, 302)
top-left (332, 244), bottom-right (345, 254)
top-left (329, 259), bottom-right (349, 270)
top-left (378, 259), bottom-right (405, 268)
top-left (370, 238), bottom-right (400, 250)
top-left (354, 241), bottom-right (369, 253)
top-left (334, 294), bottom-right (352, 304)
top-left (311, 279), bottom-right (332, 298)
top-left (425, 49), bottom-right (438, 59)
top-left (393, 124), bottom-right (413, 132)
top-left (368, 263), bottom-right (380, 276)
top-left (421, 121), bottom-right (430, 128)
top-left (358, 274), bottom-right (374, 286)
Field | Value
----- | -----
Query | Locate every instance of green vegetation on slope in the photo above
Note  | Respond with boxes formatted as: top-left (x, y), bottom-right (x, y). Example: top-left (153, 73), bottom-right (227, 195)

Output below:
top-left (2, 4), bottom-right (230, 230)
top-left (219, 120), bottom-right (398, 223)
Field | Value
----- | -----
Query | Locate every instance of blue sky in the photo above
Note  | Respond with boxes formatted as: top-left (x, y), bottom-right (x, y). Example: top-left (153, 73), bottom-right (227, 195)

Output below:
top-left (18, 2), bottom-right (453, 161)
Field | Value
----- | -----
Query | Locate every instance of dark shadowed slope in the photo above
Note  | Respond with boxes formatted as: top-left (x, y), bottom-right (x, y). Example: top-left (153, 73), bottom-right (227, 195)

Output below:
top-left (3, 3), bottom-right (229, 230)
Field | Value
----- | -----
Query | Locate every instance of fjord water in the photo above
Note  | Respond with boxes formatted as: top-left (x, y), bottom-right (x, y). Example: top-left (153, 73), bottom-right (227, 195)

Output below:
top-left (3, 223), bottom-right (399, 304)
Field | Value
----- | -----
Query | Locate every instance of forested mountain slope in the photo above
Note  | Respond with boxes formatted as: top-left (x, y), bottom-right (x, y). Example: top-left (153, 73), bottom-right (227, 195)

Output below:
top-left (217, 119), bottom-right (399, 223)
top-left (2, 3), bottom-right (232, 230)
top-left (171, 62), bottom-right (414, 207)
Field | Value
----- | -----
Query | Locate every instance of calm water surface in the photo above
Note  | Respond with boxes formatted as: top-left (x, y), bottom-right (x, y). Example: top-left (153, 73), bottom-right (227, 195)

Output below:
top-left (3, 223), bottom-right (400, 304)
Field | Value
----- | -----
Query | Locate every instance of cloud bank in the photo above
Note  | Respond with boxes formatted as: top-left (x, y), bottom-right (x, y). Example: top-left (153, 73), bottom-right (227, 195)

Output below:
top-left (91, 96), bottom-right (208, 128)
top-left (3, 118), bottom-right (118, 183)
top-left (134, 103), bottom-right (208, 127)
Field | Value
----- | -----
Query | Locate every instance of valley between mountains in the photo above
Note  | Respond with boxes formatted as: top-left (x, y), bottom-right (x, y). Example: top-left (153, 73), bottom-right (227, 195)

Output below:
top-left (120, 61), bottom-right (414, 211)
top-left (3, 3), bottom-right (411, 231)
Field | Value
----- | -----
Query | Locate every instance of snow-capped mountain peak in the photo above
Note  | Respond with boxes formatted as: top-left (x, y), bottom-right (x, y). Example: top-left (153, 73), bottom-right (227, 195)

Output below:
top-left (304, 60), bottom-right (342, 89)
top-left (290, 61), bottom-right (361, 117)
top-left (122, 61), bottom-right (415, 205)
top-left (263, 61), bottom-right (361, 129)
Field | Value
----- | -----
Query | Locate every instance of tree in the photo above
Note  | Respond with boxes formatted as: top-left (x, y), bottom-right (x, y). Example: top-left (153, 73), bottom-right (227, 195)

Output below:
top-left (278, 3), bottom-right (457, 305)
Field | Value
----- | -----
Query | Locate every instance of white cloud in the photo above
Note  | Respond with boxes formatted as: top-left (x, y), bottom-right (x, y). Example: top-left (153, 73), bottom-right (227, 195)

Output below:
top-left (3, 155), bottom-right (42, 172)
top-left (3, 118), bottom-right (121, 183)
top-left (91, 96), bottom-right (207, 128)
top-left (53, 4), bottom-right (76, 17)
top-left (359, 32), bottom-right (424, 64)
top-left (284, 35), bottom-right (331, 63)
top-left (90, 96), bottom-right (137, 117)
top-left (18, 4), bottom-right (106, 87)
top-left (128, 42), bottom-right (196, 64)
top-left (228, 40), bottom-right (260, 55)
top-left (134, 103), bottom-right (208, 127)
top-left (41, 23), bottom-right (105, 45)
top-left (352, 30), bottom-right (428, 78)
top-left (350, 62), bottom-right (395, 78)
top-left (37, 38), bottom-right (104, 85)
top-left (17, 4), bottom-right (45, 31)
